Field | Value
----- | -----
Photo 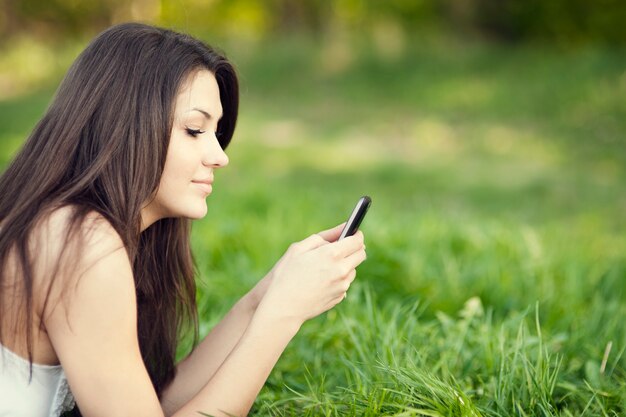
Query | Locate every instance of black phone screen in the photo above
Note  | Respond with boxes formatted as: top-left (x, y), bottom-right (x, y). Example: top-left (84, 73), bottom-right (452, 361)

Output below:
top-left (338, 196), bottom-right (371, 240)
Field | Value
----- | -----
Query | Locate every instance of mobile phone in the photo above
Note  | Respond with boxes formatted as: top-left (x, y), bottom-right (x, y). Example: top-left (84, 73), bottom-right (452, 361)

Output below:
top-left (338, 196), bottom-right (372, 240)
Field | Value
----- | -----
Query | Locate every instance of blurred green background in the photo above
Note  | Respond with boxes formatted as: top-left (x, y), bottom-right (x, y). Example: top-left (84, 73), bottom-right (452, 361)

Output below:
top-left (2, 1), bottom-right (626, 415)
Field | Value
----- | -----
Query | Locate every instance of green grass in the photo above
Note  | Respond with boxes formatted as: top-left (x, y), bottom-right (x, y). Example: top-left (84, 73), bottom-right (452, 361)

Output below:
top-left (2, 33), bottom-right (626, 415)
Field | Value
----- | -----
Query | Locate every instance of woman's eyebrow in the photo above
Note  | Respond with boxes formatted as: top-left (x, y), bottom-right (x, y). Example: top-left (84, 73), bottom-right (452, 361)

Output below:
top-left (190, 107), bottom-right (223, 121)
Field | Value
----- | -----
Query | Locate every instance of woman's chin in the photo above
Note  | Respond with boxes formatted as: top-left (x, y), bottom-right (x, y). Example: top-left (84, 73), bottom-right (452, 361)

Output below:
top-left (185, 203), bottom-right (208, 220)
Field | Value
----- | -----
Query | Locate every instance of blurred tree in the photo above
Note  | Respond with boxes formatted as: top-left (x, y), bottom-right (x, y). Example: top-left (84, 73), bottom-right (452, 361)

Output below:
top-left (271, 0), bottom-right (328, 34)
top-left (0, 0), bottom-right (17, 40)
top-left (452, 0), bottom-right (626, 44)
top-left (0, 0), bottom-right (160, 40)
top-left (0, 0), bottom-right (625, 45)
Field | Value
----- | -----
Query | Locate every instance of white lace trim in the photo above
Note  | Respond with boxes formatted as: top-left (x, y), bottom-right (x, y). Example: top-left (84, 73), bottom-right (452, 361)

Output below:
top-left (0, 343), bottom-right (75, 416)
top-left (51, 372), bottom-right (76, 416)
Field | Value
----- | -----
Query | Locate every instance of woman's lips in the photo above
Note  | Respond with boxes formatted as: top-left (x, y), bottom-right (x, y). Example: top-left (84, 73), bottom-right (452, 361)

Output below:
top-left (192, 179), bottom-right (213, 194)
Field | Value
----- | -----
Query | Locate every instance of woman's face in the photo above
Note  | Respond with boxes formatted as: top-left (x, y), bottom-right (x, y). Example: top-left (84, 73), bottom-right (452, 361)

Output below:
top-left (141, 70), bottom-right (229, 229)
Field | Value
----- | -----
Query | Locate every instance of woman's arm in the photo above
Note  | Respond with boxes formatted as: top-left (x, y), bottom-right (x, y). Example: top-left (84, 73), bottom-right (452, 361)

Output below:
top-left (161, 224), bottom-right (345, 414)
top-left (160, 225), bottom-right (342, 414)
top-left (45, 219), bottom-right (363, 417)
top-left (44, 218), bottom-right (166, 417)
top-left (173, 305), bottom-right (302, 417)
top-left (160, 289), bottom-right (261, 415)
top-left (172, 226), bottom-right (365, 417)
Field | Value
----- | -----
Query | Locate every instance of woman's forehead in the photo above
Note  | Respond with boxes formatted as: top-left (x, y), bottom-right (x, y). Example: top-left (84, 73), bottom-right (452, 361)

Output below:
top-left (176, 70), bottom-right (223, 119)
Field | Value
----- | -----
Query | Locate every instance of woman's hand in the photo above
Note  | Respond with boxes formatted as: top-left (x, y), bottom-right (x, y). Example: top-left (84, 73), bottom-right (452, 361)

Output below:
top-left (245, 223), bottom-right (345, 309)
top-left (254, 223), bottom-right (366, 326)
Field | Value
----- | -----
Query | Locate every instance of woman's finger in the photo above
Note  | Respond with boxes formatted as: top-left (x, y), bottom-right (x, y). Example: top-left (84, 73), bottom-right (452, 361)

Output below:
top-left (322, 231), bottom-right (364, 260)
top-left (340, 248), bottom-right (367, 273)
top-left (292, 233), bottom-right (329, 253)
top-left (315, 223), bottom-right (346, 243)
top-left (344, 269), bottom-right (357, 284)
top-left (327, 293), bottom-right (347, 309)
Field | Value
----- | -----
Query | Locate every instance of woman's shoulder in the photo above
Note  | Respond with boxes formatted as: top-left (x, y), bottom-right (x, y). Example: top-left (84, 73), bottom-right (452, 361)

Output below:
top-left (36, 204), bottom-right (121, 241)
top-left (30, 204), bottom-right (129, 283)
top-left (31, 205), bottom-right (135, 324)
top-left (34, 205), bottom-right (124, 249)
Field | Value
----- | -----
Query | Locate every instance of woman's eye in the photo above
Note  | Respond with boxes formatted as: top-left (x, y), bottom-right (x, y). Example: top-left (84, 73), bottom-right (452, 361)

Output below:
top-left (185, 127), bottom-right (205, 138)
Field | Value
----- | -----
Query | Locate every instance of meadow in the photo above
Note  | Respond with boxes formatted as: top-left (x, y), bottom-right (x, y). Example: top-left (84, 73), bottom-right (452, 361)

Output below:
top-left (1, 33), bottom-right (625, 416)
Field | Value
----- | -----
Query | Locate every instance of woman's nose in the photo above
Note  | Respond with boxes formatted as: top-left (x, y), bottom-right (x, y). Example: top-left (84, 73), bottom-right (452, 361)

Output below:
top-left (202, 134), bottom-right (229, 168)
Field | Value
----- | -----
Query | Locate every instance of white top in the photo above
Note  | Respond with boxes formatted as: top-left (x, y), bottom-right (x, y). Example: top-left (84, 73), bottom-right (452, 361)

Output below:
top-left (0, 343), bottom-right (75, 416)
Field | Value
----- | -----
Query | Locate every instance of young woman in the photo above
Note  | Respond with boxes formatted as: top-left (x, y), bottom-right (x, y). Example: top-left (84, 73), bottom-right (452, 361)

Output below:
top-left (0, 23), bottom-right (366, 417)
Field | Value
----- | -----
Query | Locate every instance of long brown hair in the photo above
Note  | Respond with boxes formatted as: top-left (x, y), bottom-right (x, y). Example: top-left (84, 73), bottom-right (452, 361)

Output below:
top-left (0, 22), bottom-right (239, 401)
